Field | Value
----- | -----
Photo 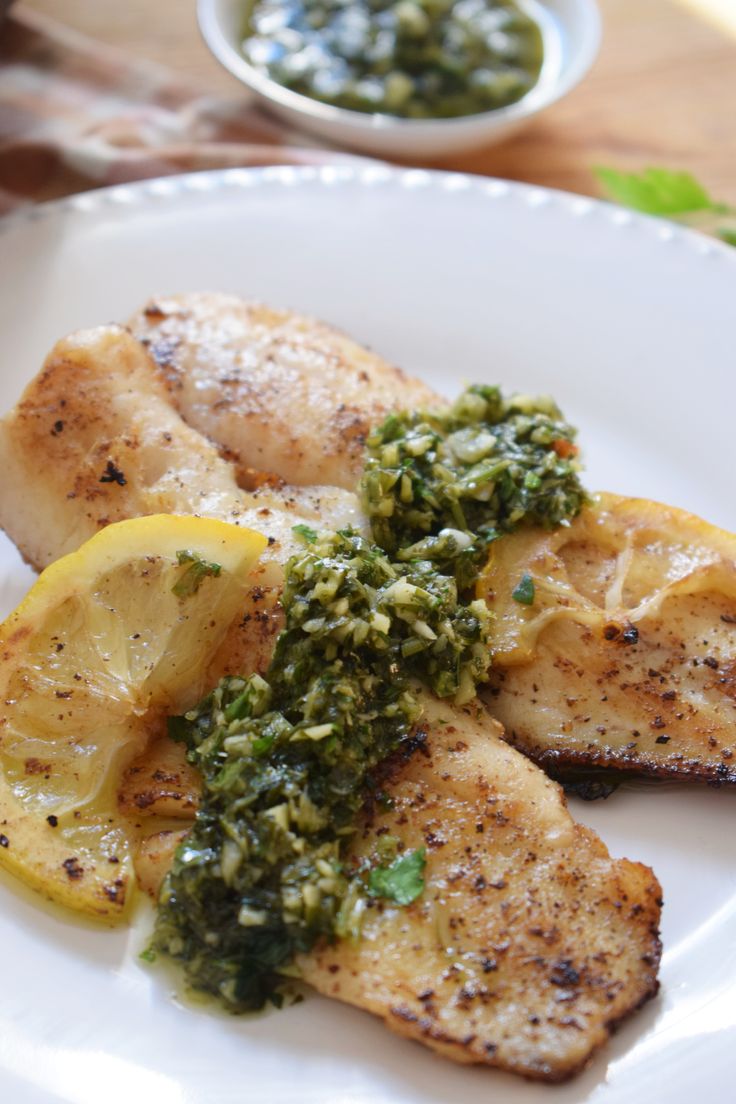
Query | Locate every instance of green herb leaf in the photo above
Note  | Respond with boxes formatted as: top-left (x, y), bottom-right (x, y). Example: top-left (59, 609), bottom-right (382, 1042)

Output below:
top-left (167, 714), bottom-right (191, 743)
top-left (595, 166), bottom-right (736, 248)
top-left (172, 549), bottom-right (222, 598)
top-left (367, 847), bottom-right (426, 906)
top-left (139, 947), bottom-right (157, 963)
top-left (292, 524), bottom-right (318, 544)
top-left (512, 572), bottom-right (535, 605)
top-left (594, 166), bottom-right (716, 216)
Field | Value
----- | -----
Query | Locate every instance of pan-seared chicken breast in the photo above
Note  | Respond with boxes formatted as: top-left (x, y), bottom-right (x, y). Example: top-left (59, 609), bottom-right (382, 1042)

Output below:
top-left (480, 492), bottom-right (736, 782)
top-left (129, 292), bottom-right (441, 490)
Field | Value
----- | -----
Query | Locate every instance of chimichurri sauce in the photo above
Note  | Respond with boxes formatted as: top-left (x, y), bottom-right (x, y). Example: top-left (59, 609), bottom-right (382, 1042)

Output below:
top-left (153, 531), bottom-right (490, 1009)
top-left (242, 0), bottom-right (544, 119)
top-left (363, 384), bottom-right (587, 590)
top-left (151, 386), bottom-right (585, 1009)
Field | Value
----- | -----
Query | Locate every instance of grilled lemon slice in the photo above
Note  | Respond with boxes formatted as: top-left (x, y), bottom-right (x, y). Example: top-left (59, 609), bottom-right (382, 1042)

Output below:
top-left (0, 515), bottom-right (266, 919)
top-left (478, 492), bottom-right (736, 783)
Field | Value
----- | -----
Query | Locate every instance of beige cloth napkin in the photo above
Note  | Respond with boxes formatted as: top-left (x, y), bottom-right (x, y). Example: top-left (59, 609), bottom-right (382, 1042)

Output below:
top-left (0, 6), bottom-right (363, 214)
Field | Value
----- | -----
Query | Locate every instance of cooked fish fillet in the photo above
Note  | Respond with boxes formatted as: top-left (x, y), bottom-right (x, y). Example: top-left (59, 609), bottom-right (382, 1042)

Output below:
top-left (0, 326), bottom-right (243, 571)
top-left (0, 325), bottom-right (363, 573)
top-left (301, 695), bottom-right (660, 1080)
top-left (118, 736), bottom-right (202, 820)
top-left (0, 325), bottom-right (360, 685)
top-left (0, 326), bottom-right (662, 1080)
top-left (480, 492), bottom-right (736, 782)
top-left (129, 292), bottom-right (441, 490)
top-left (126, 300), bottom-right (736, 787)
top-left (135, 828), bottom-right (189, 900)
top-left (136, 696), bottom-right (661, 1081)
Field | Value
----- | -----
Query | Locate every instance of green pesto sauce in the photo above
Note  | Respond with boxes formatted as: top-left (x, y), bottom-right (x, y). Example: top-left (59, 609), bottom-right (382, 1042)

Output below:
top-left (152, 386), bottom-right (586, 1010)
top-left (242, 0), bottom-right (544, 119)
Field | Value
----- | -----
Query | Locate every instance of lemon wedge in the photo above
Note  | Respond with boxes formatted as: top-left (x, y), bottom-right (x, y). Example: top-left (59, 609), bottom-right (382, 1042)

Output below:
top-left (0, 515), bottom-right (266, 920)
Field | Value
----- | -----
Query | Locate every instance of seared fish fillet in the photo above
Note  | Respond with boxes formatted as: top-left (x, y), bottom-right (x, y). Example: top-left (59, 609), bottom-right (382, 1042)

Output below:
top-left (0, 326), bottom-right (245, 571)
top-left (0, 328), bottom-right (663, 1080)
top-left (129, 292), bottom-right (440, 490)
top-left (0, 325), bottom-right (363, 573)
top-left (135, 697), bottom-right (661, 1081)
top-left (129, 294), bottom-right (736, 785)
top-left (301, 695), bottom-right (660, 1081)
top-left (0, 325), bottom-right (359, 681)
top-left (118, 736), bottom-right (202, 821)
top-left (480, 492), bottom-right (736, 782)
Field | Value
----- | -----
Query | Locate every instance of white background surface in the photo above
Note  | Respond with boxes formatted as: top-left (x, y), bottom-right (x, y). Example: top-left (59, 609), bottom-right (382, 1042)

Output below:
top-left (0, 166), bottom-right (734, 1103)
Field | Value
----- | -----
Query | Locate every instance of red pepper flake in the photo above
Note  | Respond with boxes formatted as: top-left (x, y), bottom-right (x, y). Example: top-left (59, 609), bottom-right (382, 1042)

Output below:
top-left (552, 439), bottom-right (578, 459)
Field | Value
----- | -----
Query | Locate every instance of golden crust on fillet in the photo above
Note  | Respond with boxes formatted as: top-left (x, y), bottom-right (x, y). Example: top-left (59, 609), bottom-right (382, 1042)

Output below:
top-left (0, 325), bottom-right (364, 573)
top-left (118, 737), bottom-right (202, 820)
top-left (479, 492), bottom-right (736, 782)
top-left (130, 292), bottom-right (441, 491)
top-left (0, 326), bottom-right (250, 572)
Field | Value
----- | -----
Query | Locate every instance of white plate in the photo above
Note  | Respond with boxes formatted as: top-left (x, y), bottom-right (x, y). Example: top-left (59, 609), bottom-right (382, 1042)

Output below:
top-left (0, 166), bottom-right (734, 1104)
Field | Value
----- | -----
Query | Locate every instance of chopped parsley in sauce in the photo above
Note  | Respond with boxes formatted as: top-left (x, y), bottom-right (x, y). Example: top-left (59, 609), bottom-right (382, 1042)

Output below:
top-left (511, 571), bottom-right (535, 605)
top-left (153, 530), bottom-right (490, 1009)
top-left (363, 384), bottom-right (587, 589)
top-left (172, 550), bottom-right (223, 598)
top-left (152, 385), bottom-right (586, 1009)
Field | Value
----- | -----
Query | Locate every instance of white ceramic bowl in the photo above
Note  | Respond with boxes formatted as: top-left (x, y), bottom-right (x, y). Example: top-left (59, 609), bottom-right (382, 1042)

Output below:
top-left (198, 0), bottom-right (601, 158)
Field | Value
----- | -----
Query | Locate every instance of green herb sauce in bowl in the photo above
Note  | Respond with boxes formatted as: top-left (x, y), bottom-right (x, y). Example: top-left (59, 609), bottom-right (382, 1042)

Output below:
top-left (199, 0), bottom-right (601, 157)
top-left (242, 0), bottom-right (544, 119)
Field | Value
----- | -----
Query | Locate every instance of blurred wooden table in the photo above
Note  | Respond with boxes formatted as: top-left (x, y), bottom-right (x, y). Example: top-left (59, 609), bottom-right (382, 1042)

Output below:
top-left (25, 0), bottom-right (736, 202)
